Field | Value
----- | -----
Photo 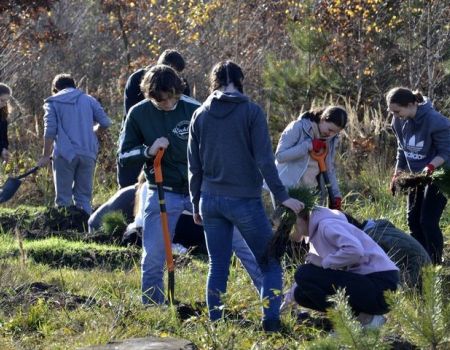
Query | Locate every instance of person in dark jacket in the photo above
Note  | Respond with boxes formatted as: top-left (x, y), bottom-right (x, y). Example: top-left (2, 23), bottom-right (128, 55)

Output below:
top-left (117, 49), bottom-right (191, 188)
top-left (387, 87), bottom-right (450, 264)
top-left (188, 60), bottom-right (303, 332)
top-left (37, 74), bottom-right (111, 214)
top-left (0, 83), bottom-right (12, 164)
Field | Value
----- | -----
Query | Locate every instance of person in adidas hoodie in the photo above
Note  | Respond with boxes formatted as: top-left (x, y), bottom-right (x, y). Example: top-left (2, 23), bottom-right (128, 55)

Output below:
top-left (188, 60), bottom-right (303, 332)
top-left (37, 74), bottom-right (111, 214)
top-left (292, 206), bottom-right (399, 329)
top-left (387, 87), bottom-right (450, 264)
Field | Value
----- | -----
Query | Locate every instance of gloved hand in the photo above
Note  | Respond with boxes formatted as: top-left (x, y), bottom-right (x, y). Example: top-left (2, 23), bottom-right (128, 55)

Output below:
top-left (422, 164), bottom-right (435, 176)
top-left (311, 139), bottom-right (326, 152)
top-left (330, 197), bottom-right (342, 210)
top-left (389, 175), bottom-right (398, 196)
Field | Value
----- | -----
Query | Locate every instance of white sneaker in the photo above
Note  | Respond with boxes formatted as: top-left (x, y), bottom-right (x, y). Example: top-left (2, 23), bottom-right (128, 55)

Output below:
top-left (172, 243), bottom-right (188, 255)
top-left (362, 314), bottom-right (386, 330)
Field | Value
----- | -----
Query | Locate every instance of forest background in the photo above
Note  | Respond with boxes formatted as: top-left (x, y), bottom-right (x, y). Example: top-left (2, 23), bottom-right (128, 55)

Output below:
top-left (1, 0), bottom-right (450, 196)
top-left (0, 1), bottom-right (450, 349)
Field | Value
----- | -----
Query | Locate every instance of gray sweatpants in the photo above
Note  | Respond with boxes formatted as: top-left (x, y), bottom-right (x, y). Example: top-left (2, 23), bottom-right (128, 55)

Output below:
top-left (52, 154), bottom-right (96, 214)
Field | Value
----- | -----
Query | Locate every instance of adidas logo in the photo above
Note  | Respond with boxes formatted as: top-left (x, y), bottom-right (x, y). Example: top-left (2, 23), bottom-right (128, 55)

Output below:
top-left (406, 135), bottom-right (424, 152)
top-left (404, 135), bottom-right (426, 160)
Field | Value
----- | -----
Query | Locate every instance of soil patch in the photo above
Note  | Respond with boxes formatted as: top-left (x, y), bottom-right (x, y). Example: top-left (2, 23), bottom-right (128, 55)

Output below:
top-left (0, 281), bottom-right (96, 315)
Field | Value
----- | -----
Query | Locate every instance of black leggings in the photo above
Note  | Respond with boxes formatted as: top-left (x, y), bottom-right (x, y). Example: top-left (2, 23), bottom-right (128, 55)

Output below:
top-left (407, 183), bottom-right (447, 264)
top-left (294, 264), bottom-right (399, 315)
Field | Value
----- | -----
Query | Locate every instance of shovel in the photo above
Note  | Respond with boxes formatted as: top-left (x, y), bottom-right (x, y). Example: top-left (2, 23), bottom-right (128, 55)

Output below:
top-left (0, 166), bottom-right (40, 203)
top-left (309, 143), bottom-right (336, 207)
top-left (153, 148), bottom-right (175, 304)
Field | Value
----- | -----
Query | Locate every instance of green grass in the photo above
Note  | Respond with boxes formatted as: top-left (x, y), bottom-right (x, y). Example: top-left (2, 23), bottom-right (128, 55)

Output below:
top-left (0, 114), bottom-right (449, 348)
top-left (0, 235), bottom-right (140, 270)
top-left (1, 172), bottom-right (449, 349)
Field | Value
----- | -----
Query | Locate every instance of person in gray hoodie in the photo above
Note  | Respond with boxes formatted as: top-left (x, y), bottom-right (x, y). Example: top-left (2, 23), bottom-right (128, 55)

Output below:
top-left (387, 87), bottom-right (450, 264)
top-left (188, 60), bottom-right (303, 332)
top-left (37, 74), bottom-right (111, 214)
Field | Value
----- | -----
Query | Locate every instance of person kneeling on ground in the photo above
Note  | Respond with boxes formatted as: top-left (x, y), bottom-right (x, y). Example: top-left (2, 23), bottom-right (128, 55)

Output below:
top-left (289, 206), bottom-right (399, 329)
top-left (344, 215), bottom-right (431, 288)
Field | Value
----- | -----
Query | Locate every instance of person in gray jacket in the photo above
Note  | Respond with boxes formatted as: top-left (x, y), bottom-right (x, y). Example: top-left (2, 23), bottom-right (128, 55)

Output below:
top-left (188, 60), bottom-right (303, 332)
top-left (388, 87), bottom-right (450, 264)
top-left (274, 106), bottom-right (347, 209)
top-left (37, 74), bottom-right (111, 214)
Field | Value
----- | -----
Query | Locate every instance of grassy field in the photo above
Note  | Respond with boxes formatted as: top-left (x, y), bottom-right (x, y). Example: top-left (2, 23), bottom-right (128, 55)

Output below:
top-left (0, 103), bottom-right (449, 349)
top-left (0, 171), bottom-right (449, 349)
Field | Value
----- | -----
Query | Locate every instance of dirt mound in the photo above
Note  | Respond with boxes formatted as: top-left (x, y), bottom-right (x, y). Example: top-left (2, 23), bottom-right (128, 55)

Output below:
top-left (0, 281), bottom-right (96, 315)
top-left (30, 206), bottom-right (90, 232)
top-left (0, 205), bottom-right (90, 233)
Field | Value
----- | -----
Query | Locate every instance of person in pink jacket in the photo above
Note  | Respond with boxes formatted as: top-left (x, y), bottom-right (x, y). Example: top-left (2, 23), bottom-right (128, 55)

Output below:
top-left (291, 206), bottom-right (399, 328)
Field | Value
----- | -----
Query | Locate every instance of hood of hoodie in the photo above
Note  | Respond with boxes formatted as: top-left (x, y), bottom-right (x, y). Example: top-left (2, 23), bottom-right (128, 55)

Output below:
top-left (45, 88), bottom-right (83, 104)
top-left (308, 206), bottom-right (347, 240)
top-left (203, 90), bottom-right (249, 119)
top-left (410, 98), bottom-right (432, 126)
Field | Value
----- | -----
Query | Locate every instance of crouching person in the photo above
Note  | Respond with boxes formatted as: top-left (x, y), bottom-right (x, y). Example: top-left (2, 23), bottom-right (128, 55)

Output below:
top-left (292, 206), bottom-right (399, 329)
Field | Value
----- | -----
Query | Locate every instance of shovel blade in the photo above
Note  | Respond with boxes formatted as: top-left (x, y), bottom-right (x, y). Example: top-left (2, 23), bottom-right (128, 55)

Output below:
top-left (0, 178), bottom-right (22, 203)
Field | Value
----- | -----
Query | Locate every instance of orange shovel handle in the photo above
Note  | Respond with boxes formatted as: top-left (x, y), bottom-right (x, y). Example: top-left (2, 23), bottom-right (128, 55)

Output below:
top-left (154, 148), bottom-right (164, 183)
top-left (309, 143), bottom-right (328, 172)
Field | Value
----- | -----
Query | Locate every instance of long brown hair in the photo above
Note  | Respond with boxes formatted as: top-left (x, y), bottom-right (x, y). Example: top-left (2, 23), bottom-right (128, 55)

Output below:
top-left (386, 87), bottom-right (425, 106)
top-left (301, 105), bottom-right (347, 129)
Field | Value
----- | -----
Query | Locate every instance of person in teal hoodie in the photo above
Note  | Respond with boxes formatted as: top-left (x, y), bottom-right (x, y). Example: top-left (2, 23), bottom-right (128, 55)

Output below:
top-left (37, 74), bottom-right (111, 214)
top-left (119, 64), bottom-right (200, 305)
top-left (117, 49), bottom-right (191, 188)
top-left (387, 87), bottom-right (450, 264)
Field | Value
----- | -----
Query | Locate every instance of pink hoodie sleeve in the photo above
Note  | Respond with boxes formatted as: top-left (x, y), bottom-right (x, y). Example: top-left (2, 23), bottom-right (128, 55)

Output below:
top-left (320, 222), bottom-right (365, 270)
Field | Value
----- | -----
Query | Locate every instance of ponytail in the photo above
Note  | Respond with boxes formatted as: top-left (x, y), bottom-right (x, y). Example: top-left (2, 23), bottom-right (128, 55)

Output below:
top-left (412, 91), bottom-right (424, 103)
top-left (209, 60), bottom-right (244, 93)
top-left (386, 87), bottom-right (424, 106)
top-left (301, 106), bottom-right (347, 129)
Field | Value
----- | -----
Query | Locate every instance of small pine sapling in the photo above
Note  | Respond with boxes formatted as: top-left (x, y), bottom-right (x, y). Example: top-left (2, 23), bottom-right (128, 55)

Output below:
top-left (268, 186), bottom-right (318, 260)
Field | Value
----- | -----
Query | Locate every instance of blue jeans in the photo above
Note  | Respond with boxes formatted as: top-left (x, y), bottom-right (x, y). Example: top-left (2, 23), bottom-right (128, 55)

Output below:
top-left (200, 193), bottom-right (282, 322)
top-left (142, 188), bottom-right (192, 304)
top-left (232, 228), bottom-right (262, 291)
top-left (141, 188), bottom-right (262, 304)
